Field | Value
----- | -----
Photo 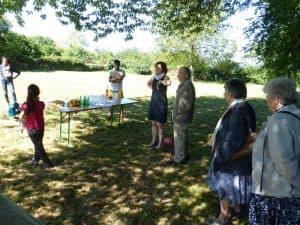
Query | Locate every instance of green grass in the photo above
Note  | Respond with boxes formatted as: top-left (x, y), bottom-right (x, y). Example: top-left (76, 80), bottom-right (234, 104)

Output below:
top-left (0, 96), bottom-right (270, 225)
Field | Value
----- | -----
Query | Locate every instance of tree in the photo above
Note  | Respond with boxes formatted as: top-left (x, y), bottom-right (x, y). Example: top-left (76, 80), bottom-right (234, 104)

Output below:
top-left (1, 0), bottom-right (249, 39)
top-left (62, 31), bottom-right (92, 59)
top-left (1, 0), bottom-right (154, 40)
top-left (0, 32), bottom-right (42, 62)
top-left (198, 32), bottom-right (238, 66)
top-left (29, 36), bottom-right (61, 57)
top-left (156, 35), bottom-right (197, 69)
top-left (0, 17), bottom-right (11, 33)
top-left (247, 0), bottom-right (300, 80)
top-left (63, 46), bottom-right (93, 59)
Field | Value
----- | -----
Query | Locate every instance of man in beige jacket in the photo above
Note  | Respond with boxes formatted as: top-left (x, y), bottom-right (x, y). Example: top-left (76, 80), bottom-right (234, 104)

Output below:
top-left (171, 67), bottom-right (196, 164)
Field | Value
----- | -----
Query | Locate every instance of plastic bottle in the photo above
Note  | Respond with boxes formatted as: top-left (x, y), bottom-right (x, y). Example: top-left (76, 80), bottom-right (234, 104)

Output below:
top-left (105, 86), bottom-right (109, 98)
top-left (118, 90), bottom-right (122, 99)
top-left (109, 88), bottom-right (113, 99)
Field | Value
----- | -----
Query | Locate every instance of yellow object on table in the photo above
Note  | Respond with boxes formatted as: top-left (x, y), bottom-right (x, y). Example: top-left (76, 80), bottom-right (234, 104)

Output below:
top-left (67, 99), bottom-right (81, 108)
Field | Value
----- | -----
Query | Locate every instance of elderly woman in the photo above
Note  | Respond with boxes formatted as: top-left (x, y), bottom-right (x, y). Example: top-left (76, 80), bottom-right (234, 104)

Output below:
top-left (207, 79), bottom-right (256, 225)
top-left (147, 61), bottom-right (171, 149)
top-left (249, 77), bottom-right (300, 225)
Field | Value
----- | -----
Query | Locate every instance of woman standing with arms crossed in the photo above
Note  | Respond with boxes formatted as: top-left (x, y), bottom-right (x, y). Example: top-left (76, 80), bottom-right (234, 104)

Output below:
top-left (147, 62), bottom-right (171, 149)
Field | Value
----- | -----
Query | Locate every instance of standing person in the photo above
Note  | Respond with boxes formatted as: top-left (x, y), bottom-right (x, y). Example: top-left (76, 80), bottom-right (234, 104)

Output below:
top-left (249, 77), bottom-right (300, 225)
top-left (171, 67), bottom-right (195, 165)
top-left (19, 84), bottom-right (52, 168)
top-left (109, 59), bottom-right (126, 98)
top-left (109, 59), bottom-right (126, 121)
top-left (147, 61), bottom-right (171, 149)
top-left (0, 57), bottom-right (21, 105)
top-left (206, 79), bottom-right (256, 225)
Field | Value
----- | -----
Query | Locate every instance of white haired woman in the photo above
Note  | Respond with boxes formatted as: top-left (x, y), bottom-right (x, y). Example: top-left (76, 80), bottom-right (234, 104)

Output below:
top-left (249, 77), bottom-right (300, 225)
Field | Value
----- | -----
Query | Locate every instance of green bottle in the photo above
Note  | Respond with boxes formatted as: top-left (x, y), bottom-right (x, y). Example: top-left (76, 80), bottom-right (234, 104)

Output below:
top-left (83, 96), bottom-right (86, 107)
top-left (86, 97), bottom-right (90, 107)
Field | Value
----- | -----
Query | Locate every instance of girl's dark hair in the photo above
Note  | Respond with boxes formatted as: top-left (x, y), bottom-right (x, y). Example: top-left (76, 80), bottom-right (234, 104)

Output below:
top-left (25, 84), bottom-right (40, 115)
top-left (224, 79), bottom-right (247, 99)
top-left (155, 61), bottom-right (168, 74)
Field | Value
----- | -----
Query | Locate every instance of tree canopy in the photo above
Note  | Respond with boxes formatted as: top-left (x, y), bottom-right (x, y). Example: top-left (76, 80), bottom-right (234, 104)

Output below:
top-left (1, 0), bottom-right (246, 39)
top-left (247, 0), bottom-right (300, 79)
top-left (1, 0), bottom-right (300, 80)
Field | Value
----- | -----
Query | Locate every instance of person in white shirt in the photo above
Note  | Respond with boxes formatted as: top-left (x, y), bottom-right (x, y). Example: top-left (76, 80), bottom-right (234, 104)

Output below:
top-left (0, 57), bottom-right (21, 105)
top-left (108, 59), bottom-right (126, 121)
top-left (109, 59), bottom-right (126, 97)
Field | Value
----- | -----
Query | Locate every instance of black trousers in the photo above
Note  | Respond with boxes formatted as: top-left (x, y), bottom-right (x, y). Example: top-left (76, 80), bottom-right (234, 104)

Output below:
top-left (28, 130), bottom-right (50, 164)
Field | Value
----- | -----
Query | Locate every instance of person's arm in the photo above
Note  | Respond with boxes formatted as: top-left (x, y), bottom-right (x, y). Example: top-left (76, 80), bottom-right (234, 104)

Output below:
top-left (18, 108), bottom-right (26, 132)
top-left (229, 132), bottom-right (257, 161)
top-left (157, 76), bottom-right (171, 90)
top-left (109, 72), bottom-right (115, 83)
top-left (115, 71), bottom-right (125, 83)
top-left (217, 107), bottom-right (247, 162)
top-left (19, 111), bottom-right (25, 120)
top-left (147, 76), bottom-right (154, 89)
top-left (267, 116), bottom-right (300, 186)
top-left (12, 68), bottom-right (21, 79)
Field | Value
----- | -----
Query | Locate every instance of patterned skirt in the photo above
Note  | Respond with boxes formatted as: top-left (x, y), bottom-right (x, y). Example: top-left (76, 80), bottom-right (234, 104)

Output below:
top-left (249, 193), bottom-right (300, 225)
top-left (207, 166), bottom-right (252, 204)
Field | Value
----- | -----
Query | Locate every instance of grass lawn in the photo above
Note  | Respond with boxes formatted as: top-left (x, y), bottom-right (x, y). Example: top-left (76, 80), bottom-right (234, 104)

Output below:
top-left (0, 72), bottom-right (270, 225)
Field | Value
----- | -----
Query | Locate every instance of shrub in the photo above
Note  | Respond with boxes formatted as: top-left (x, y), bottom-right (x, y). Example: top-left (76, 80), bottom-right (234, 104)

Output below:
top-left (20, 57), bottom-right (102, 71)
top-left (245, 66), bottom-right (269, 84)
top-left (0, 32), bottom-right (42, 63)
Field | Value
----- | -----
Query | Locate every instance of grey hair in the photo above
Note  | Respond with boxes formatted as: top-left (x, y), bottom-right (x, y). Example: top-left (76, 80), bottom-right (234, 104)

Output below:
top-left (263, 77), bottom-right (299, 105)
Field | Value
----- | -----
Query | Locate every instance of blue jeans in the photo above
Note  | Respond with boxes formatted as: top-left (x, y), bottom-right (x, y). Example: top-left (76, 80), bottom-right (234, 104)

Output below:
top-left (1, 77), bottom-right (17, 104)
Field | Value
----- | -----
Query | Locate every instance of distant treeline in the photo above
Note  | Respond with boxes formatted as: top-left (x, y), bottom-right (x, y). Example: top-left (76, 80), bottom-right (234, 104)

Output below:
top-left (0, 32), bottom-right (269, 84)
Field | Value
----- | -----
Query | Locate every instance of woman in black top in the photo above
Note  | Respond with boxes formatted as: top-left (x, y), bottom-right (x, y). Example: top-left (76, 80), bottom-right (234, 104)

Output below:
top-left (147, 62), bottom-right (171, 149)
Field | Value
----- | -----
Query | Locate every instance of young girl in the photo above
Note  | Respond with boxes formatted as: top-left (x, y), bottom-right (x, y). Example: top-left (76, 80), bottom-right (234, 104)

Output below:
top-left (19, 84), bottom-right (52, 168)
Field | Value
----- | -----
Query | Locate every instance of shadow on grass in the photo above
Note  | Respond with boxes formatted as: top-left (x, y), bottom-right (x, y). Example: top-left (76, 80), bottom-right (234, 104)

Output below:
top-left (0, 96), bottom-right (270, 225)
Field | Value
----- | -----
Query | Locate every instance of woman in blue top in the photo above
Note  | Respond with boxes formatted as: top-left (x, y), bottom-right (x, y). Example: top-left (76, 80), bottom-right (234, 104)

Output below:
top-left (207, 79), bottom-right (256, 225)
top-left (147, 62), bottom-right (171, 149)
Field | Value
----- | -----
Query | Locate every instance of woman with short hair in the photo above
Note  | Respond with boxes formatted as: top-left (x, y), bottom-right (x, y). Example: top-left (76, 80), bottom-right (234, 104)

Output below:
top-left (207, 79), bottom-right (256, 225)
top-left (147, 61), bottom-right (171, 149)
top-left (249, 77), bottom-right (300, 225)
